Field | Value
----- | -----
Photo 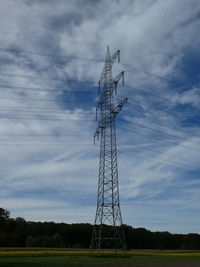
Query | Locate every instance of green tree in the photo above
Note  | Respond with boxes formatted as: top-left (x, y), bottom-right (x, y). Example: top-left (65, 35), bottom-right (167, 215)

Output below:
top-left (25, 235), bottom-right (34, 247)
top-left (0, 208), bottom-right (10, 222)
top-left (52, 233), bottom-right (65, 247)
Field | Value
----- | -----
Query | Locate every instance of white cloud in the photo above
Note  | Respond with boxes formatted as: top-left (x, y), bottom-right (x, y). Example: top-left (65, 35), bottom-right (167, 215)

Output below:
top-left (173, 87), bottom-right (200, 107)
top-left (0, 0), bottom-right (199, 233)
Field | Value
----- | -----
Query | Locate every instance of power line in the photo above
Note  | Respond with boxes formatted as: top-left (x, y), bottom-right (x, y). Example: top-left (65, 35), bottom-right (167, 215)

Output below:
top-left (0, 105), bottom-right (94, 114)
top-left (0, 110), bottom-right (198, 150)
top-left (116, 45), bottom-right (198, 88)
top-left (119, 125), bottom-right (200, 154)
top-left (0, 72), bottom-right (69, 83)
top-left (0, 72), bottom-right (99, 88)
top-left (0, 95), bottom-right (92, 103)
top-left (0, 46), bottom-right (192, 91)
top-left (0, 143), bottom-right (95, 147)
top-left (0, 84), bottom-right (95, 94)
top-left (0, 115), bottom-right (94, 121)
top-left (0, 139), bottom-right (90, 142)
top-left (0, 72), bottom-right (97, 91)
top-left (0, 71), bottom-right (98, 90)
top-left (127, 98), bottom-right (180, 122)
top-left (124, 62), bottom-right (184, 87)
top-left (120, 118), bottom-right (200, 147)
top-left (121, 143), bottom-right (199, 169)
top-left (1, 31), bottom-right (103, 48)
top-left (1, 46), bottom-right (197, 92)
top-left (0, 133), bottom-right (90, 137)
top-left (119, 141), bottom-right (199, 171)
top-left (134, 121), bottom-right (200, 146)
top-left (0, 107), bottom-right (198, 150)
top-left (0, 48), bottom-right (104, 62)
top-left (120, 146), bottom-right (196, 172)
top-left (124, 83), bottom-right (198, 103)
top-left (0, 85), bottom-right (193, 123)
top-left (1, 46), bottom-right (198, 94)
top-left (0, 115), bottom-right (199, 164)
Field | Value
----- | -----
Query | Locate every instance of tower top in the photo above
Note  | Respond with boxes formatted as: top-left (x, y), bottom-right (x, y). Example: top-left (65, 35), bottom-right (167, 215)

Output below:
top-left (106, 45), bottom-right (110, 61)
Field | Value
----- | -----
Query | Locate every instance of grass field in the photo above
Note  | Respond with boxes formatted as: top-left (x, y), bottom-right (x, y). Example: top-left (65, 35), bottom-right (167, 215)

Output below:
top-left (1, 249), bottom-right (200, 266)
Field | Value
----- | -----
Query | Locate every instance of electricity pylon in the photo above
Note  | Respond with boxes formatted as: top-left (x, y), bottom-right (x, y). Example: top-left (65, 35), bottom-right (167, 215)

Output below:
top-left (91, 46), bottom-right (127, 250)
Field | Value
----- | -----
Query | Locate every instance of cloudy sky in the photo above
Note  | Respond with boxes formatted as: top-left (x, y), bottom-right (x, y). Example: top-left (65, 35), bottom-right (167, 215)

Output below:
top-left (0, 0), bottom-right (200, 234)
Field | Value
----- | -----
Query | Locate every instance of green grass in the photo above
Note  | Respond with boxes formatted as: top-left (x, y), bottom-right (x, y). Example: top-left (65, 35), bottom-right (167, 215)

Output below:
top-left (1, 251), bottom-right (200, 266)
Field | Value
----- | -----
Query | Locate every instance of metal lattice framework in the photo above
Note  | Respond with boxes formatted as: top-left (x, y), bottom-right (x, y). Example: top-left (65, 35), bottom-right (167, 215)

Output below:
top-left (91, 46), bottom-right (127, 250)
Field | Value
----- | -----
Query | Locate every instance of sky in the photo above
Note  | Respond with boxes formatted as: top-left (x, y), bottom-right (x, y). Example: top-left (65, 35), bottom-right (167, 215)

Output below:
top-left (0, 0), bottom-right (199, 234)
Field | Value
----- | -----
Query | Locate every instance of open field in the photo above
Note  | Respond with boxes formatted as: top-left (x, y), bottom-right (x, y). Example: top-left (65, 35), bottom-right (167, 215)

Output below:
top-left (1, 249), bottom-right (200, 266)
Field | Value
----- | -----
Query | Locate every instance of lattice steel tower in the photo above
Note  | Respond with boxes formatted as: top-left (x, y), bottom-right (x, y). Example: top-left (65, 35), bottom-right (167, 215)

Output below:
top-left (91, 46), bottom-right (127, 250)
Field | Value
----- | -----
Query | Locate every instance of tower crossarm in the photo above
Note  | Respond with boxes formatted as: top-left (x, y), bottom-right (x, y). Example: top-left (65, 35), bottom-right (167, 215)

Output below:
top-left (110, 49), bottom-right (120, 64)
top-left (94, 97), bottom-right (127, 143)
top-left (111, 97), bottom-right (128, 115)
top-left (95, 102), bottom-right (102, 120)
top-left (97, 70), bottom-right (124, 110)
top-left (113, 71), bottom-right (124, 95)
top-left (94, 119), bottom-right (105, 143)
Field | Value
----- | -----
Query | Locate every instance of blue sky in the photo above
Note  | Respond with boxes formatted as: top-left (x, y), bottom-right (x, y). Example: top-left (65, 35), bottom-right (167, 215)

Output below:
top-left (0, 0), bottom-right (200, 234)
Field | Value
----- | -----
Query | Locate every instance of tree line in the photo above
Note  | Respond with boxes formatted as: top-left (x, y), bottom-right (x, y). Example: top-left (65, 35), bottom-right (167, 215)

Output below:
top-left (1, 207), bottom-right (200, 249)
